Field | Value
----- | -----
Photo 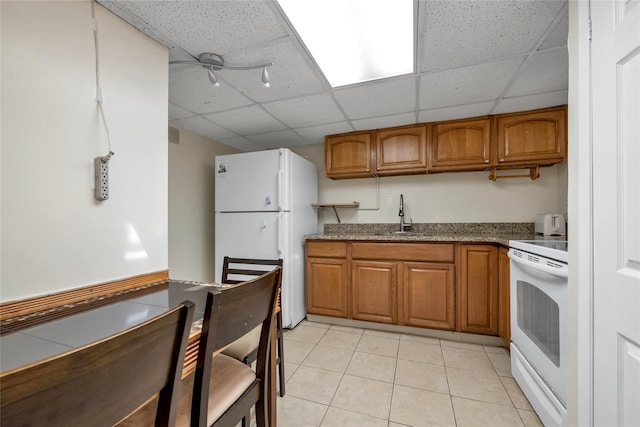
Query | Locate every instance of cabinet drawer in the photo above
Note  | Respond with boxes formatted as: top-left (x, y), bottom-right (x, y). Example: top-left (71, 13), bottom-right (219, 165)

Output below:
top-left (351, 243), bottom-right (454, 262)
top-left (306, 241), bottom-right (347, 258)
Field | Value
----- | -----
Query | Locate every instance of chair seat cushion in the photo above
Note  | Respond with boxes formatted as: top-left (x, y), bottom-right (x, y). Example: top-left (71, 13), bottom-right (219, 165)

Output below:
top-left (221, 325), bottom-right (261, 361)
top-left (207, 354), bottom-right (256, 425)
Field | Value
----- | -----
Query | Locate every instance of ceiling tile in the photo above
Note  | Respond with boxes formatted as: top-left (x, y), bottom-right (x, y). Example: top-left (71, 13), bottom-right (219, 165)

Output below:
top-left (220, 40), bottom-right (325, 103)
top-left (170, 116), bottom-right (236, 141)
top-left (218, 136), bottom-right (266, 152)
top-left (333, 77), bottom-right (417, 120)
top-left (352, 113), bottom-right (417, 131)
top-left (112, 1), bottom-right (287, 55)
top-left (204, 105), bottom-right (286, 136)
top-left (492, 90), bottom-right (568, 114)
top-left (247, 130), bottom-right (308, 149)
top-left (169, 66), bottom-right (253, 114)
top-left (504, 49), bottom-right (568, 98)
top-left (418, 101), bottom-right (495, 123)
top-left (168, 103), bottom-right (195, 121)
top-left (419, 1), bottom-right (564, 72)
top-left (538, 8), bottom-right (569, 51)
top-left (263, 94), bottom-right (345, 128)
top-left (294, 122), bottom-right (354, 145)
top-left (419, 58), bottom-right (523, 110)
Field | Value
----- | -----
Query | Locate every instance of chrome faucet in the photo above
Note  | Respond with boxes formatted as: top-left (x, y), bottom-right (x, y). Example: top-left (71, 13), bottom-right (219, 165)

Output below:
top-left (398, 194), bottom-right (412, 232)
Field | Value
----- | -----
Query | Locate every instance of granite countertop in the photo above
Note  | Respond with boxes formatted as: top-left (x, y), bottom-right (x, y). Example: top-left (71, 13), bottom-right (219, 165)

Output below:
top-left (305, 223), bottom-right (536, 246)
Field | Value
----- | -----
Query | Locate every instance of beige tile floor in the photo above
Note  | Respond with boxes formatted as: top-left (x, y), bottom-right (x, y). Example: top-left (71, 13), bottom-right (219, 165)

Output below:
top-left (276, 320), bottom-right (543, 427)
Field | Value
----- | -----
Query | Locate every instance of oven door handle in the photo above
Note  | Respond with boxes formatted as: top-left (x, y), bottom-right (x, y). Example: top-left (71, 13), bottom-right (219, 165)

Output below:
top-left (508, 251), bottom-right (568, 278)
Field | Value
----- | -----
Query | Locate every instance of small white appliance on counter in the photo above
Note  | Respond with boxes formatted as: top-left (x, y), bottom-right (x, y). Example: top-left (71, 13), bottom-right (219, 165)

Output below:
top-left (214, 148), bottom-right (318, 328)
top-left (508, 239), bottom-right (568, 427)
top-left (534, 213), bottom-right (566, 236)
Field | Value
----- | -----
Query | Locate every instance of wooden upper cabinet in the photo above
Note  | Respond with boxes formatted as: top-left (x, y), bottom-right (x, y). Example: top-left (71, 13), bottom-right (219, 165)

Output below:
top-left (495, 106), bottom-right (567, 165)
top-left (325, 131), bottom-right (373, 179)
top-left (429, 118), bottom-right (491, 171)
top-left (375, 125), bottom-right (428, 175)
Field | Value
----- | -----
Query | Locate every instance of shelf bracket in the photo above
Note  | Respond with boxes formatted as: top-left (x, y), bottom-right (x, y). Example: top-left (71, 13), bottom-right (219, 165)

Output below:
top-left (311, 202), bottom-right (360, 224)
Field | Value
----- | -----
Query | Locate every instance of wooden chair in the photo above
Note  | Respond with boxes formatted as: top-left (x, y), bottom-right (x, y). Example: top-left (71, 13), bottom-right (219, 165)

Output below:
top-left (0, 301), bottom-right (195, 427)
top-left (191, 267), bottom-right (281, 427)
top-left (220, 257), bottom-right (286, 399)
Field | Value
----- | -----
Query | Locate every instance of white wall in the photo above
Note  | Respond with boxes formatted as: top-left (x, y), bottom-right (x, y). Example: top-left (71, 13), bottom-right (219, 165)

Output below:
top-left (292, 144), bottom-right (568, 230)
top-left (1, 1), bottom-right (168, 302)
top-left (168, 126), bottom-right (238, 282)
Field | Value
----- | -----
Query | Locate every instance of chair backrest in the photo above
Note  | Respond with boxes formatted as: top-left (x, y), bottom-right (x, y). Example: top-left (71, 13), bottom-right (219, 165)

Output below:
top-left (0, 301), bottom-right (195, 427)
top-left (191, 267), bottom-right (282, 427)
top-left (221, 256), bottom-right (283, 284)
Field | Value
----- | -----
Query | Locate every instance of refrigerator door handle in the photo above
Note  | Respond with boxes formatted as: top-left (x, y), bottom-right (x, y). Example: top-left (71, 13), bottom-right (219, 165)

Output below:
top-left (277, 213), bottom-right (285, 258)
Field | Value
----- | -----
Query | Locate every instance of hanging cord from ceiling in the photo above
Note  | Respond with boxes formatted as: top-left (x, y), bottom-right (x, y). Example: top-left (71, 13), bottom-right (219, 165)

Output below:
top-left (91, 2), bottom-right (113, 158)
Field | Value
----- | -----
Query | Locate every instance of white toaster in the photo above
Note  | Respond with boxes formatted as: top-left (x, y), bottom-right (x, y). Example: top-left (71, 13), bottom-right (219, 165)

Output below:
top-left (535, 214), bottom-right (566, 236)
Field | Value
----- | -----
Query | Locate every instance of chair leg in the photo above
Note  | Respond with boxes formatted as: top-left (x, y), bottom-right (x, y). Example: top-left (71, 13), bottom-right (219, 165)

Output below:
top-left (242, 412), bottom-right (250, 427)
top-left (276, 311), bottom-right (285, 397)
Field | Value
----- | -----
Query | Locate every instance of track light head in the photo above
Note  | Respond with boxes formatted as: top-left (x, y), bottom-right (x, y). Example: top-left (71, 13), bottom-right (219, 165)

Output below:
top-left (207, 67), bottom-right (220, 87)
top-left (262, 66), bottom-right (270, 88)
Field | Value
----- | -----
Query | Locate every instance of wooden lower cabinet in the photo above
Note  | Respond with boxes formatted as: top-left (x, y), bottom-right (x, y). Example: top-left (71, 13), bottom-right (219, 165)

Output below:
top-left (352, 260), bottom-right (397, 324)
top-left (402, 262), bottom-right (455, 330)
top-left (457, 245), bottom-right (498, 335)
top-left (306, 257), bottom-right (349, 318)
top-left (498, 247), bottom-right (511, 346)
top-left (305, 241), bottom-right (349, 318)
top-left (305, 240), bottom-right (508, 338)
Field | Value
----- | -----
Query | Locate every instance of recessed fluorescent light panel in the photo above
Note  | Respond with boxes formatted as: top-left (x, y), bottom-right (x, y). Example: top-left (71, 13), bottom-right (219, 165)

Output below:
top-left (278, 0), bottom-right (414, 87)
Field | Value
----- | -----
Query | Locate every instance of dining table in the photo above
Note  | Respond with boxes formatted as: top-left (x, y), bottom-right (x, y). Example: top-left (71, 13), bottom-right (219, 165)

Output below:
top-left (0, 279), bottom-right (278, 426)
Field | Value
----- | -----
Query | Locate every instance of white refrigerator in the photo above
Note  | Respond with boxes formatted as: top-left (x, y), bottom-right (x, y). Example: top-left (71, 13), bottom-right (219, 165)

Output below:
top-left (214, 148), bottom-right (318, 328)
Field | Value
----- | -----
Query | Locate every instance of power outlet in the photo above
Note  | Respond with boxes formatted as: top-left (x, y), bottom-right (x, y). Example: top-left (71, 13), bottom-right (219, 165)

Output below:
top-left (94, 157), bottom-right (109, 201)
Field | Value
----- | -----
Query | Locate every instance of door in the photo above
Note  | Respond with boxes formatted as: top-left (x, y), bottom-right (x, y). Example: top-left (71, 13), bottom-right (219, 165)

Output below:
top-left (215, 149), bottom-right (282, 212)
top-left (458, 245), bottom-right (498, 335)
top-left (402, 262), bottom-right (455, 330)
top-left (352, 260), bottom-right (397, 324)
top-left (306, 257), bottom-right (349, 318)
top-left (214, 212), bottom-right (280, 282)
top-left (592, 1), bottom-right (640, 425)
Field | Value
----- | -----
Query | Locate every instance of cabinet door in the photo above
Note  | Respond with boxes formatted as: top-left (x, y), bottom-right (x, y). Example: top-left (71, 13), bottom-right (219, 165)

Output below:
top-left (375, 125), bottom-right (428, 175)
top-left (306, 257), bottom-right (349, 318)
top-left (498, 247), bottom-right (510, 346)
top-left (325, 132), bottom-right (372, 178)
top-left (352, 260), bottom-right (397, 324)
top-left (402, 262), bottom-right (455, 330)
top-left (458, 245), bottom-right (498, 335)
top-left (429, 118), bottom-right (491, 171)
top-left (496, 106), bottom-right (567, 164)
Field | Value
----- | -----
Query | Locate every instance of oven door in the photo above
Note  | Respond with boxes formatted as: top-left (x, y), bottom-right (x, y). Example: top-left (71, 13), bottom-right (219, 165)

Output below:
top-left (509, 249), bottom-right (568, 405)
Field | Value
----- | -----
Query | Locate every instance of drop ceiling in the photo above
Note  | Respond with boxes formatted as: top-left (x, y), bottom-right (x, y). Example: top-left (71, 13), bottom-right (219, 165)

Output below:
top-left (98, 0), bottom-right (569, 152)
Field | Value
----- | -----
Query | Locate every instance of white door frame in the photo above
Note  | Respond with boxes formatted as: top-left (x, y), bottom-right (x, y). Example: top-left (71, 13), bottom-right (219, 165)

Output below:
top-left (570, 1), bottom-right (640, 425)
top-left (568, 1), bottom-right (593, 426)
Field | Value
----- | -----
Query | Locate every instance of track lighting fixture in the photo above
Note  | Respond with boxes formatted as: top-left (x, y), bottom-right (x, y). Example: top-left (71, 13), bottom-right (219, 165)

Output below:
top-left (170, 53), bottom-right (273, 88)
